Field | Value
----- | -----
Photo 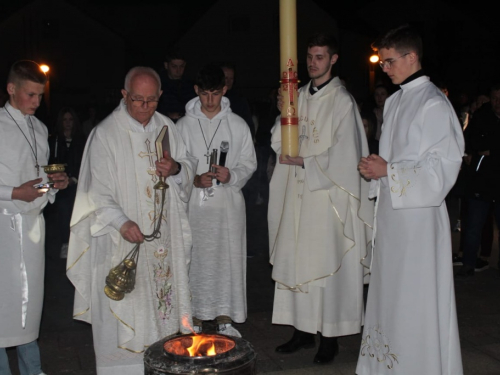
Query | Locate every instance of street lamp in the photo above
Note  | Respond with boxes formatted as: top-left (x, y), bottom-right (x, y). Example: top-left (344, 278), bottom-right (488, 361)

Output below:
top-left (368, 54), bottom-right (379, 93)
top-left (39, 64), bottom-right (50, 117)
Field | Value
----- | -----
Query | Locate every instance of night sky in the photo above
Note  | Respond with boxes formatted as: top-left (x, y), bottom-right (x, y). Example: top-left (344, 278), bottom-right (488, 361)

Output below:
top-left (2, 0), bottom-right (499, 109)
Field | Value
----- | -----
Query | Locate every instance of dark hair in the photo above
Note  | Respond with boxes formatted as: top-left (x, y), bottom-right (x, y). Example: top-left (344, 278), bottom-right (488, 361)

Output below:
top-left (360, 109), bottom-right (378, 139)
top-left (8, 60), bottom-right (47, 85)
top-left (307, 32), bottom-right (339, 56)
top-left (164, 47), bottom-right (186, 63)
top-left (216, 61), bottom-right (236, 72)
top-left (371, 24), bottom-right (423, 62)
top-left (195, 63), bottom-right (226, 91)
top-left (374, 83), bottom-right (389, 94)
top-left (56, 107), bottom-right (82, 138)
top-left (435, 80), bottom-right (448, 91)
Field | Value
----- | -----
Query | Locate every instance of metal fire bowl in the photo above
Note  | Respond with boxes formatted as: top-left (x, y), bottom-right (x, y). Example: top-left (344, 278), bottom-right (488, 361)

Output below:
top-left (41, 163), bottom-right (66, 174)
top-left (144, 333), bottom-right (257, 374)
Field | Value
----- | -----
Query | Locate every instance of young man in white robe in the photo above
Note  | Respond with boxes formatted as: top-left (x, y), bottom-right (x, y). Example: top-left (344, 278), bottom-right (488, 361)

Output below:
top-left (0, 60), bottom-right (69, 375)
top-left (66, 67), bottom-right (197, 375)
top-left (268, 32), bottom-right (374, 364)
top-left (176, 63), bottom-right (256, 338)
top-left (357, 24), bottom-right (464, 375)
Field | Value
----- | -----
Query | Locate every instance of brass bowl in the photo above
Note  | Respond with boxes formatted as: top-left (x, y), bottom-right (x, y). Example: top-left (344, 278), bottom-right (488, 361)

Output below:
top-left (41, 164), bottom-right (66, 174)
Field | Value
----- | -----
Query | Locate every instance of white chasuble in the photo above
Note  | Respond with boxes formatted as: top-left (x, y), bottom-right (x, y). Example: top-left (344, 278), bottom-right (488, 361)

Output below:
top-left (67, 101), bottom-right (195, 374)
top-left (356, 76), bottom-right (464, 375)
top-left (268, 77), bottom-right (374, 337)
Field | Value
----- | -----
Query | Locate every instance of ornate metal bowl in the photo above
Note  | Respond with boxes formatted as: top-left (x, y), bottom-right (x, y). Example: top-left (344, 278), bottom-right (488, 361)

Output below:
top-left (41, 164), bottom-right (66, 174)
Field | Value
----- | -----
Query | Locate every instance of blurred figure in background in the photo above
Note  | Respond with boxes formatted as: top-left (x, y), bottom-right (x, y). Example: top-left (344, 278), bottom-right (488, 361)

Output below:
top-left (372, 83), bottom-right (389, 141)
top-left (82, 101), bottom-right (100, 139)
top-left (48, 107), bottom-right (86, 258)
top-left (218, 62), bottom-right (255, 138)
top-left (253, 88), bottom-right (280, 205)
top-left (157, 47), bottom-right (196, 123)
top-left (360, 108), bottom-right (379, 155)
top-left (456, 83), bottom-right (500, 277)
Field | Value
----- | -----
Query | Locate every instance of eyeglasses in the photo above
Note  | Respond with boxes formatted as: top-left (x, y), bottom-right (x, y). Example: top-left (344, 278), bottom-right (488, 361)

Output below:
top-left (128, 95), bottom-right (159, 108)
top-left (379, 53), bottom-right (410, 69)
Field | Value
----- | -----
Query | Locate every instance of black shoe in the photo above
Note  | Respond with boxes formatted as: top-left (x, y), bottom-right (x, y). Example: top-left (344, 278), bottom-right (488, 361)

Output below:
top-left (475, 258), bottom-right (489, 272)
top-left (455, 264), bottom-right (474, 278)
top-left (452, 254), bottom-right (463, 266)
top-left (313, 335), bottom-right (339, 364)
top-left (276, 329), bottom-right (315, 353)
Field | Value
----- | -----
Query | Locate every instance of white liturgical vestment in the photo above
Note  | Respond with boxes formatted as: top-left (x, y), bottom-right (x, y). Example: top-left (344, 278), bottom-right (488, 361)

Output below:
top-left (0, 102), bottom-right (56, 347)
top-left (67, 100), bottom-right (197, 375)
top-left (269, 77), bottom-right (374, 337)
top-left (356, 75), bottom-right (464, 375)
top-left (177, 96), bottom-right (256, 323)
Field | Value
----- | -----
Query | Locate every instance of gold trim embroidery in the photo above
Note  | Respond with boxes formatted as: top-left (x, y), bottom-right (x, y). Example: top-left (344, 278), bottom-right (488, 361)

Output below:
top-left (110, 307), bottom-right (136, 332)
top-left (117, 345), bottom-right (147, 354)
top-left (360, 325), bottom-right (399, 370)
top-left (66, 245), bottom-right (90, 272)
top-left (390, 164), bottom-right (421, 197)
top-left (73, 307), bottom-right (90, 318)
top-left (276, 176), bottom-right (371, 292)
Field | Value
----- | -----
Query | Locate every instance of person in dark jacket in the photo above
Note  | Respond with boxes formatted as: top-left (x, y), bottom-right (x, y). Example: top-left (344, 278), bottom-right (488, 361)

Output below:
top-left (456, 83), bottom-right (500, 277)
top-left (48, 107), bottom-right (86, 258)
top-left (156, 48), bottom-right (196, 123)
top-left (218, 62), bottom-right (255, 138)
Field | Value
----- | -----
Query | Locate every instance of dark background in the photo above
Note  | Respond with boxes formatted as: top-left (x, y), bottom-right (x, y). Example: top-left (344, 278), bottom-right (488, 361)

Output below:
top-left (1, 0), bottom-right (499, 129)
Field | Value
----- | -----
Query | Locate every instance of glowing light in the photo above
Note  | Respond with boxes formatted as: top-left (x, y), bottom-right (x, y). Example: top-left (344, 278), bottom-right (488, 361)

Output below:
top-left (369, 55), bottom-right (379, 64)
top-left (40, 64), bottom-right (50, 73)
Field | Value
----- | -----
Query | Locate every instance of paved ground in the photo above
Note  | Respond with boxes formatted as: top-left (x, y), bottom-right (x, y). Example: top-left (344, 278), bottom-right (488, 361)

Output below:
top-left (5, 195), bottom-right (500, 374)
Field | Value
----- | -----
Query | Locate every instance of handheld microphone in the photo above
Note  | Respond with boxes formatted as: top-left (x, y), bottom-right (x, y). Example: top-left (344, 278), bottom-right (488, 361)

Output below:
top-left (217, 141), bottom-right (229, 185)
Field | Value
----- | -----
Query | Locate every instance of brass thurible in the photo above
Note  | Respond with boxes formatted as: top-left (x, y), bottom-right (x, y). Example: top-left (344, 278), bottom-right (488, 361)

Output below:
top-left (104, 246), bottom-right (139, 301)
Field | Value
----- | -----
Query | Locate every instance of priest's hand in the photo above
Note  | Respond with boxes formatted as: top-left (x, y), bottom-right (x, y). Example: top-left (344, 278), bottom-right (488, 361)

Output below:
top-left (279, 154), bottom-right (304, 167)
top-left (214, 165), bottom-right (230, 184)
top-left (120, 220), bottom-right (144, 243)
top-left (194, 172), bottom-right (215, 188)
top-left (12, 178), bottom-right (45, 202)
top-left (156, 150), bottom-right (180, 178)
top-left (358, 154), bottom-right (388, 180)
top-left (49, 172), bottom-right (69, 190)
top-left (277, 89), bottom-right (283, 112)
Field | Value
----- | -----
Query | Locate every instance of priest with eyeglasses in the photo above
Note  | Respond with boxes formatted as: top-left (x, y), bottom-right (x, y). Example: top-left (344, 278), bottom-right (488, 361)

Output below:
top-left (67, 66), bottom-right (197, 375)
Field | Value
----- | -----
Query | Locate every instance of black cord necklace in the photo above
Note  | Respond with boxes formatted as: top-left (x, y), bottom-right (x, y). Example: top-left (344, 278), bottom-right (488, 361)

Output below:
top-left (5, 107), bottom-right (39, 176)
top-left (198, 119), bottom-right (222, 164)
